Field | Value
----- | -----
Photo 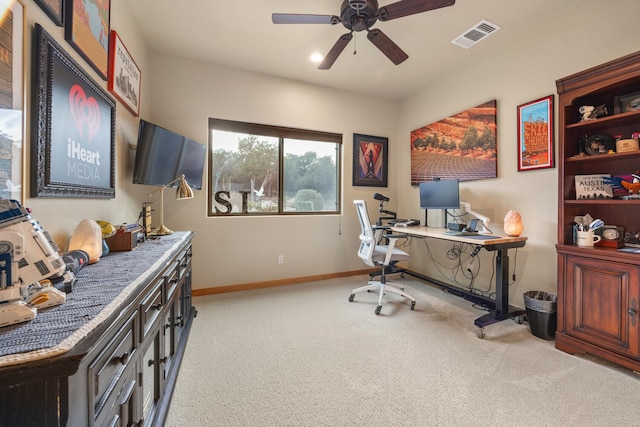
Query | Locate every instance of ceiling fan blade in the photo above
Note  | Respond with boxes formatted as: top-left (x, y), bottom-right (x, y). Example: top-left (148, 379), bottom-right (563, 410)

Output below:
top-left (367, 28), bottom-right (408, 65)
top-left (378, 0), bottom-right (455, 21)
top-left (318, 33), bottom-right (353, 70)
top-left (272, 14), bottom-right (341, 25)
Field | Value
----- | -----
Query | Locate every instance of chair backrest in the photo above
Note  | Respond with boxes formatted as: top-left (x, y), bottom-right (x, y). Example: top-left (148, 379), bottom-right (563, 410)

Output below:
top-left (353, 200), bottom-right (376, 267)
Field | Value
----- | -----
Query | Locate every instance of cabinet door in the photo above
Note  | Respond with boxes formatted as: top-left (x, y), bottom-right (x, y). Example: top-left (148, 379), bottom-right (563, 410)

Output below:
top-left (163, 300), bottom-right (176, 374)
top-left (565, 256), bottom-right (640, 358)
top-left (140, 328), bottom-right (163, 426)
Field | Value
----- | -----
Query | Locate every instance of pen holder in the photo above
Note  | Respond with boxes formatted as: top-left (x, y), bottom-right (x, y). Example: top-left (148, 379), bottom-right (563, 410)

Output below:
top-left (576, 229), bottom-right (601, 247)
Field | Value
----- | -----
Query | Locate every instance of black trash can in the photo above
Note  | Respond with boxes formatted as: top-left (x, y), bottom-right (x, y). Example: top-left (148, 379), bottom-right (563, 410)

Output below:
top-left (523, 291), bottom-right (557, 340)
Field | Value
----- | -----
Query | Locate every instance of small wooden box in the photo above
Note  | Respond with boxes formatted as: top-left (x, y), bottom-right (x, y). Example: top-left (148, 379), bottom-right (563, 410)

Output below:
top-left (105, 226), bottom-right (144, 251)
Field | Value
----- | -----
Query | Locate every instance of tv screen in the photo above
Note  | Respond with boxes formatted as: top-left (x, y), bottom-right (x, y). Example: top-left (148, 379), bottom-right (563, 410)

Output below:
top-left (419, 179), bottom-right (460, 210)
top-left (133, 120), bottom-right (206, 190)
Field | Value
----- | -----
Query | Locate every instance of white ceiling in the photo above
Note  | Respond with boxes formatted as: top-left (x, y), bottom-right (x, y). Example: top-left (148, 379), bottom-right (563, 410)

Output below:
top-left (126, 0), bottom-right (574, 101)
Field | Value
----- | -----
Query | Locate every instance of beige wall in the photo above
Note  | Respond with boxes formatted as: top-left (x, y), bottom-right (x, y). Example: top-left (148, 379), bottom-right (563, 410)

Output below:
top-left (22, 0), bottom-right (149, 248)
top-left (16, 0), bottom-right (640, 307)
top-left (146, 56), bottom-right (399, 287)
top-left (397, 0), bottom-right (640, 299)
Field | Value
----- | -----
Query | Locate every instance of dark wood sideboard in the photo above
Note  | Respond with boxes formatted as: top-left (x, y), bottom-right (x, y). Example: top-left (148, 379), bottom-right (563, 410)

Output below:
top-left (0, 231), bottom-right (196, 426)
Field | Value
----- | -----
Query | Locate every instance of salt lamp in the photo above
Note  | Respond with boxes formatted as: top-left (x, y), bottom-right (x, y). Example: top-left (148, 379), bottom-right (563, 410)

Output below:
top-left (504, 210), bottom-right (524, 237)
top-left (68, 219), bottom-right (103, 264)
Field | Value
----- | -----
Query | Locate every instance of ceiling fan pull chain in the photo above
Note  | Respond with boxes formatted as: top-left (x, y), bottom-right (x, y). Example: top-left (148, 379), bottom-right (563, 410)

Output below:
top-left (353, 33), bottom-right (357, 55)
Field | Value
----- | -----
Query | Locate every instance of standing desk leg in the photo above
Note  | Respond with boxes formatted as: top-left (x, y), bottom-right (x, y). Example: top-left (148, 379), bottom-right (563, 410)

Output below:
top-left (473, 248), bottom-right (525, 333)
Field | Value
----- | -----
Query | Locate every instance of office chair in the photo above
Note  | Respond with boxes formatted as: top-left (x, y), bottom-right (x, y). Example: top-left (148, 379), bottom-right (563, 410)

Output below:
top-left (372, 192), bottom-right (407, 280)
top-left (350, 200), bottom-right (416, 315)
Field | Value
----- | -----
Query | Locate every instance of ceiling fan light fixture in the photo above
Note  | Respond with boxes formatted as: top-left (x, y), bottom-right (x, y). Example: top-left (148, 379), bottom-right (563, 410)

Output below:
top-left (273, 0), bottom-right (456, 69)
top-left (309, 52), bottom-right (325, 63)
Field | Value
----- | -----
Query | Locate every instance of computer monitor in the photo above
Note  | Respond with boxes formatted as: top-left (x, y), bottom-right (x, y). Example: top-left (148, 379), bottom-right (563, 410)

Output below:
top-left (419, 179), bottom-right (460, 210)
top-left (419, 179), bottom-right (460, 227)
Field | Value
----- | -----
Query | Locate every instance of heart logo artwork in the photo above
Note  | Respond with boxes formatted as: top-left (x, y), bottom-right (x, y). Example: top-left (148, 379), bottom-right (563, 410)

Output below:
top-left (69, 84), bottom-right (100, 141)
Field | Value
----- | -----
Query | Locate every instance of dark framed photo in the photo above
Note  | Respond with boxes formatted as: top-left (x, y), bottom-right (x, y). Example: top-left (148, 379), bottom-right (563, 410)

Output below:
top-left (108, 30), bottom-right (141, 116)
top-left (65, 0), bottom-right (111, 80)
top-left (34, 0), bottom-right (64, 26)
top-left (353, 133), bottom-right (388, 187)
top-left (614, 90), bottom-right (640, 114)
top-left (517, 95), bottom-right (554, 171)
top-left (31, 24), bottom-right (115, 198)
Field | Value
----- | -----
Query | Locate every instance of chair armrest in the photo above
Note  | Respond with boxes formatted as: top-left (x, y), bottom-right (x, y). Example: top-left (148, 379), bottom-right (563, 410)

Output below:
top-left (384, 233), bottom-right (407, 240)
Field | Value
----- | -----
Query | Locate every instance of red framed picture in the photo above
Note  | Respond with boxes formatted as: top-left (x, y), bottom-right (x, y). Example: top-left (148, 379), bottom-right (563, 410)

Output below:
top-left (517, 95), bottom-right (554, 171)
top-left (108, 30), bottom-right (141, 116)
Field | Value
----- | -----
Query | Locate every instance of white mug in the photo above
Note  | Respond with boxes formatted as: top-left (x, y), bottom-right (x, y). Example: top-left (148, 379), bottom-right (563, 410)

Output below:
top-left (576, 230), bottom-right (601, 247)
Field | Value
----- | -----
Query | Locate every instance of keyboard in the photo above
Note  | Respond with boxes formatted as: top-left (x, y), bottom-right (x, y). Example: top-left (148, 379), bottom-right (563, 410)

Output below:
top-left (393, 219), bottom-right (420, 227)
top-left (443, 230), bottom-right (478, 236)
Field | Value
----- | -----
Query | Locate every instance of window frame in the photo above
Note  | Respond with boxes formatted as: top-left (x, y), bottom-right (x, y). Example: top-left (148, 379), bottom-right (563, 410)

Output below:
top-left (208, 118), bottom-right (342, 216)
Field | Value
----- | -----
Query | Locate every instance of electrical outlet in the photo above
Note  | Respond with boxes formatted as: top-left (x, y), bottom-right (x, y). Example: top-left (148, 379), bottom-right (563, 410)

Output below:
top-left (277, 254), bottom-right (284, 264)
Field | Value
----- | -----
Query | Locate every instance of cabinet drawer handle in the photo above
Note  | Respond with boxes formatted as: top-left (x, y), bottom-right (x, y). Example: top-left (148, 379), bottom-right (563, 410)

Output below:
top-left (116, 352), bottom-right (129, 365)
top-left (160, 356), bottom-right (168, 364)
top-left (174, 315), bottom-right (183, 327)
top-left (151, 303), bottom-right (163, 311)
top-left (628, 308), bottom-right (637, 327)
top-left (148, 358), bottom-right (154, 367)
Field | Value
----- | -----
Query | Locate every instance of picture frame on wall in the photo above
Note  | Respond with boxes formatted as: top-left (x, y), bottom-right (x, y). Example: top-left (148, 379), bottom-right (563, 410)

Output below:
top-left (108, 30), bottom-right (141, 116)
top-left (0, 0), bottom-right (25, 203)
top-left (32, 24), bottom-right (116, 199)
top-left (353, 133), bottom-right (388, 187)
top-left (65, 0), bottom-right (111, 80)
top-left (33, 0), bottom-right (64, 26)
top-left (410, 100), bottom-right (497, 184)
top-left (517, 95), bottom-right (554, 171)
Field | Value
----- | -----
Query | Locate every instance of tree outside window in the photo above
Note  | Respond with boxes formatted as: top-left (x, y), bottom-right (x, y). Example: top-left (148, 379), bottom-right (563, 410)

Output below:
top-left (208, 119), bottom-right (341, 216)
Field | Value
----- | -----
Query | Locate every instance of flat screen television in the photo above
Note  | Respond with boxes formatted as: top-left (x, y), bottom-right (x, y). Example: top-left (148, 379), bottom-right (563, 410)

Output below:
top-left (133, 120), bottom-right (206, 189)
top-left (419, 178), bottom-right (460, 210)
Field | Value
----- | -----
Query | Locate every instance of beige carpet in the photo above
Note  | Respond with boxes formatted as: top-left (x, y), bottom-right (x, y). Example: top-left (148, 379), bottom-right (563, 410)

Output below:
top-left (166, 275), bottom-right (640, 426)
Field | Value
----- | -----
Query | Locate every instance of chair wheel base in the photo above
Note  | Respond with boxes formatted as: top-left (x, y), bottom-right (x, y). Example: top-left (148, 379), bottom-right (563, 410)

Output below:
top-left (348, 294), bottom-right (355, 302)
top-left (375, 306), bottom-right (382, 315)
top-left (411, 301), bottom-right (416, 310)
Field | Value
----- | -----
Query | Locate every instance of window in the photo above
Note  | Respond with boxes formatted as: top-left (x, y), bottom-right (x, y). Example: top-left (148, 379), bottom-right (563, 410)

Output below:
top-left (208, 118), bottom-right (341, 216)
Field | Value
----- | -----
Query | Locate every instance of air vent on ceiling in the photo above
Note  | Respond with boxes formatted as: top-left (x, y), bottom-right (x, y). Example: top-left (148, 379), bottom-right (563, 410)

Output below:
top-left (451, 20), bottom-right (501, 49)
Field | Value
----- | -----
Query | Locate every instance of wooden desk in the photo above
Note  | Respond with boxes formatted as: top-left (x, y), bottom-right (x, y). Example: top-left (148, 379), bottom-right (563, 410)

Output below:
top-left (391, 226), bottom-right (527, 337)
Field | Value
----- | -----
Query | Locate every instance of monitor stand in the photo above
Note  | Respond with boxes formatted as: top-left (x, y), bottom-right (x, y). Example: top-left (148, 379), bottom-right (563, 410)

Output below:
top-left (424, 209), bottom-right (449, 228)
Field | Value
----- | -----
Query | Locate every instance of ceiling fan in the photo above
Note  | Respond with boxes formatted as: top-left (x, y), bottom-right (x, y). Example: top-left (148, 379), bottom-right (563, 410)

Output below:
top-left (272, 0), bottom-right (455, 70)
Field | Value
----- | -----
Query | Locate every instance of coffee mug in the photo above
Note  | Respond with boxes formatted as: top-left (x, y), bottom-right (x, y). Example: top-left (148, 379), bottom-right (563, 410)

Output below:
top-left (576, 230), bottom-right (601, 247)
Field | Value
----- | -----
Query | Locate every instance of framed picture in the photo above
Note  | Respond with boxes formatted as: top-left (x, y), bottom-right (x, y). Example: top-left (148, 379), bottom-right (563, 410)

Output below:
top-left (108, 31), bottom-right (141, 116)
top-left (0, 0), bottom-right (25, 203)
top-left (517, 95), bottom-right (554, 171)
top-left (32, 24), bottom-right (115, 198)
top-left (353, 133), bottom-right (388, 187)
top-left (614, 90), bottom-right (640, 114)
top-left (65, 0), bottom-right (111, 80)
top-left (410, 100), bottom-right (497, 184)
top-left (33, 0), bottom-right (64, 26)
